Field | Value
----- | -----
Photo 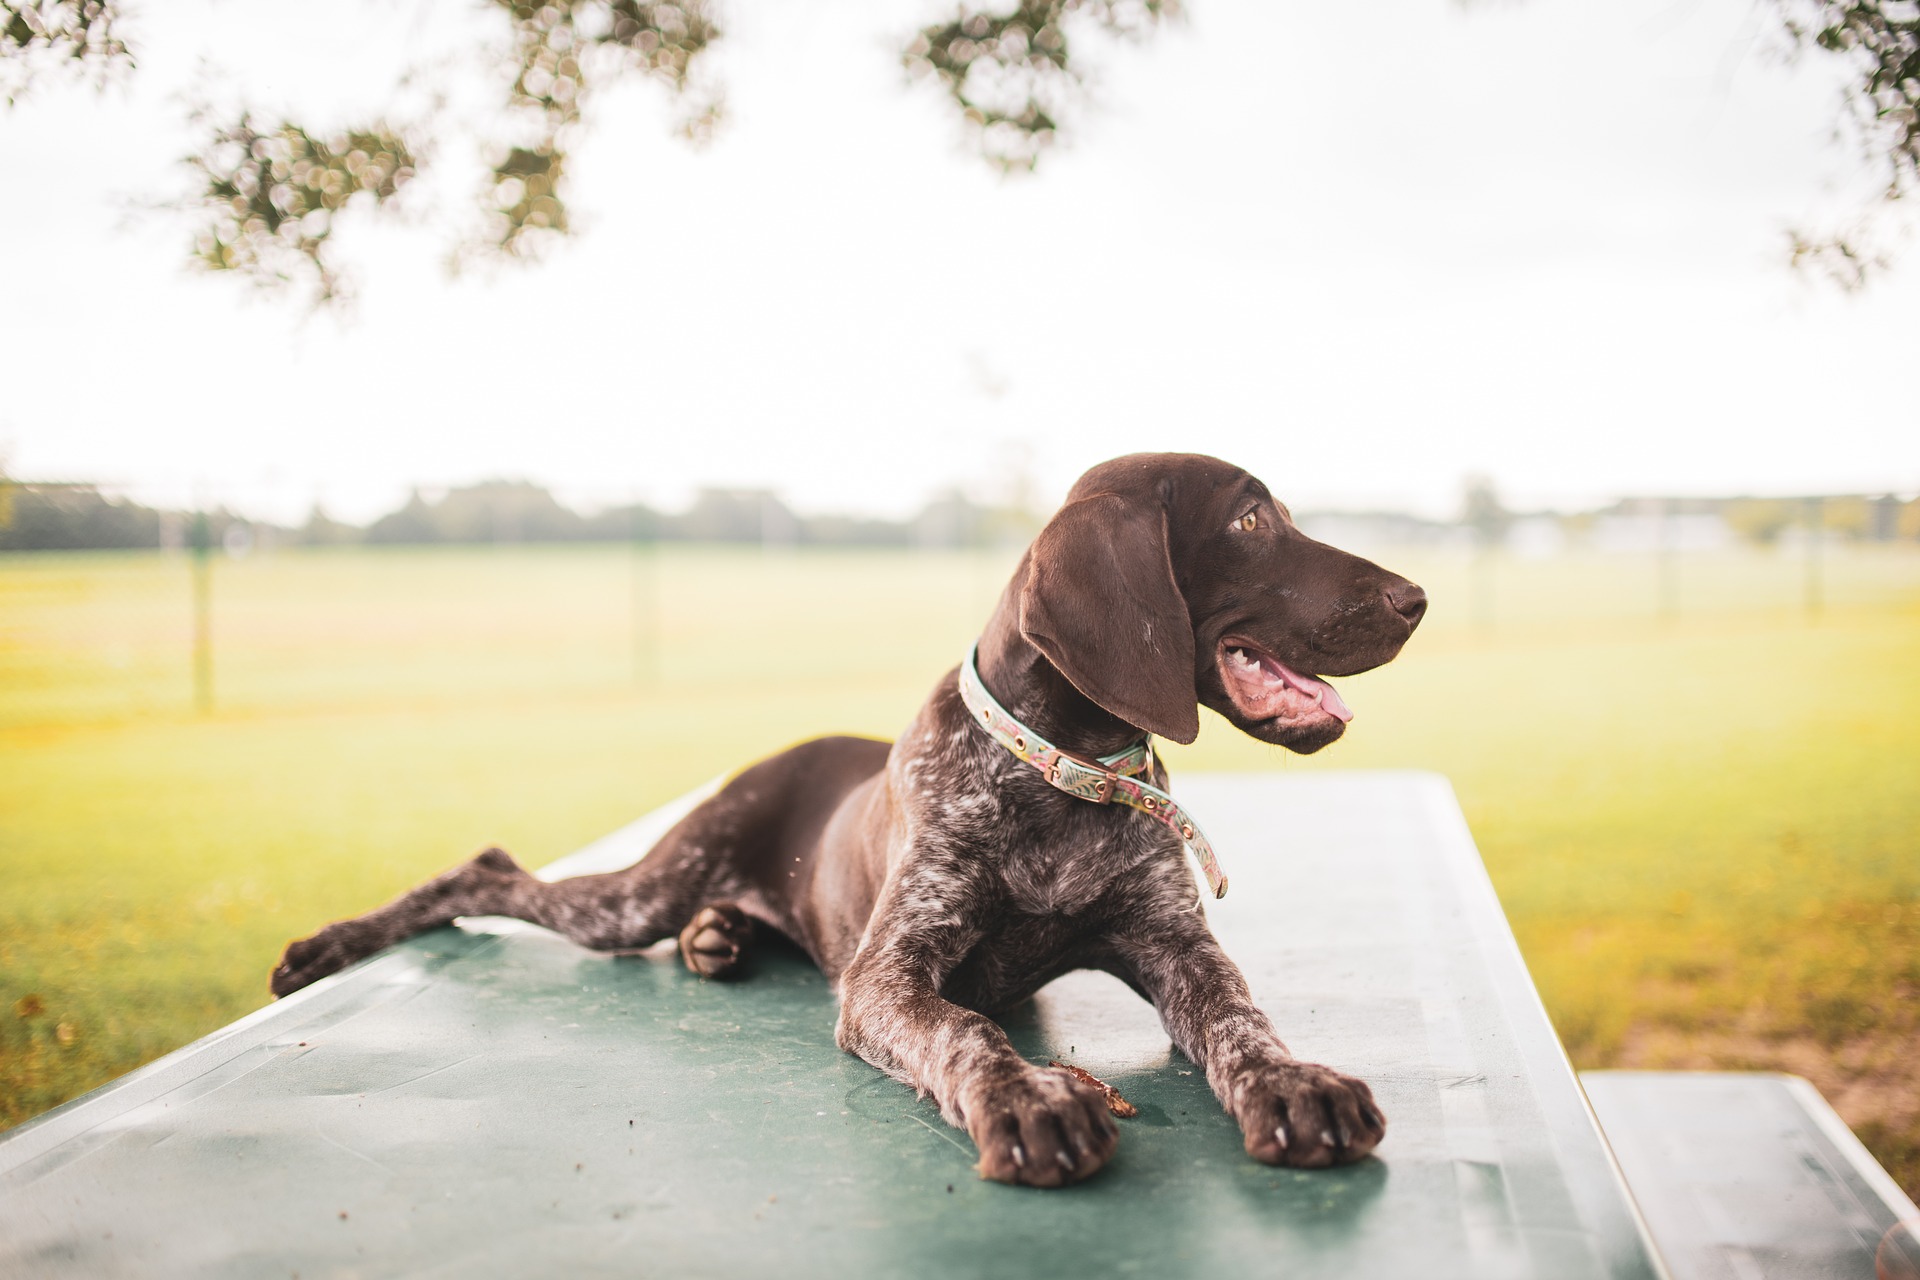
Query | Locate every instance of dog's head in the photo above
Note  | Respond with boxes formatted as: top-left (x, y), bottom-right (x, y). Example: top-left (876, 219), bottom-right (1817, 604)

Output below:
top-left (1019, 452), bottom-right (1426, 753)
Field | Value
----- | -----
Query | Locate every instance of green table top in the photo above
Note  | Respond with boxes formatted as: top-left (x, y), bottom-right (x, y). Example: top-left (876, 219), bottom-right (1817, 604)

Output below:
top-left (0, 771), bottom-right (1667, 1278)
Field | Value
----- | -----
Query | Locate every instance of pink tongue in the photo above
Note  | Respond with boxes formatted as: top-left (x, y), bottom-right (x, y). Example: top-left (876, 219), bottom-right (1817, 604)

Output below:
top-left (1312, 679), bottom-right (1354, 723)
top-left (1271, 658), bottom-right (1354, 723)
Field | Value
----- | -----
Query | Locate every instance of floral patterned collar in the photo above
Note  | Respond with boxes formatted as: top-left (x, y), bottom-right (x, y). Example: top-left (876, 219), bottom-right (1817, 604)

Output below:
top-left (957, 643), bottom-right (1229, 899)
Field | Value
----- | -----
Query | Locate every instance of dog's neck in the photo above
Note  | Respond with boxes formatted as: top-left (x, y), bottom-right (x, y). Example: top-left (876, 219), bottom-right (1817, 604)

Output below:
top-left (975, 557), bottom-right (1153, 759)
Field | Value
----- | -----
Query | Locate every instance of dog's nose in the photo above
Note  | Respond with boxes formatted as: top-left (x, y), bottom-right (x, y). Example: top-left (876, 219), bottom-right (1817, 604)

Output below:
top-left (1386, 581), bottom-right (1427, 627)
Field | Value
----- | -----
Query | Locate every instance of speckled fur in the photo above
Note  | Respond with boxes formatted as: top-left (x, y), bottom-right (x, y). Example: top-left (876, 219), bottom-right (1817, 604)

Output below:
top-left (271, 452), bottom-right (1425, 1188)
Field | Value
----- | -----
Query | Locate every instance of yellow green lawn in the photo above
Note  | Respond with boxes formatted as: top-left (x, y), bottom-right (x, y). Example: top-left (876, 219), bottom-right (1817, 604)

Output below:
top-left (3, 543), bottom-right (1916, 1196)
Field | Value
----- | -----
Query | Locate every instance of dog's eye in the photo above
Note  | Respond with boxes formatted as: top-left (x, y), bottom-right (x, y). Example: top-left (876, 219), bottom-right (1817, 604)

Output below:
top-left (1235, 511), bottom-right (1258, 532)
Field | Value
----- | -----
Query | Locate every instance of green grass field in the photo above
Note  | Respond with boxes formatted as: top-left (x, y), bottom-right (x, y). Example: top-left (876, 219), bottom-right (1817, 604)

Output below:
top-left (4, 542), bottom-right (1917, 1197)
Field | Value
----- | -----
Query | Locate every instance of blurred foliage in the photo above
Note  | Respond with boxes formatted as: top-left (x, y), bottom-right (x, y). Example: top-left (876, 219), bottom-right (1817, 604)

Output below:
top-left (176, 1), bottom-right (721, 301)
top-left (1723, 498), bottom-right (1800, 545)
top-left (6, 0), bottom-right (1920, 293)
top-left (0, 0), bottom-right (127, 104)
top-left (9, 478), bottom-right (1918, 552)
top-left (1460, 474), bottom-right (1513, 548)
top-left (0, 478), bottom-right (1036, 551)
top-left (903, 0), bottom-right (1177, 171)
top-left (473, 0), bottom-right (721, 262)
top-left (1782, 0), bottom-right (1920, 288)
top-left (0, 485), bottom-right (159, 551)
top-left (1723, 494), bottom-right (1919, 543)
top-left (1819, 494), bottom-right (1874, 537)
top-left (183, 112), bottom-right (416, 304)
top-left (366, 481), bottom-right (608, 543)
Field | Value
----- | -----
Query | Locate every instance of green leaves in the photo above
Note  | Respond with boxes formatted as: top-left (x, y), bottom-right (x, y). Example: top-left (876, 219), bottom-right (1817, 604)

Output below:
top-left (905, 0), bottom-right (1177, 171)
top-left (0, 0), bottom-right (129, 104)
top-left (183, 115), bottom-right (418, 305)
top-left (178, 1), bottom-right (724, 302)
top-left (11, 0), bottom-right (1176, 300)
top-left (477, 0), bottom-right (722, 260)
top-left (1780, 1), bottom-right (1920, 287)
top-left (12, 0), bottom-right (1920, 295)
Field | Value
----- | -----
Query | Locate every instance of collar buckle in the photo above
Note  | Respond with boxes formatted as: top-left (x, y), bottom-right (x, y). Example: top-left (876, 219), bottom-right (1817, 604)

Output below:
top-left (1046, 751), bottom-right (1122, 805)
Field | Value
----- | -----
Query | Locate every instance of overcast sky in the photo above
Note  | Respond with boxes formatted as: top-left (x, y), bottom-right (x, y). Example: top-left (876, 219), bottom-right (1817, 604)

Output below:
top-left (3, 0), bottom-right (1916, 524)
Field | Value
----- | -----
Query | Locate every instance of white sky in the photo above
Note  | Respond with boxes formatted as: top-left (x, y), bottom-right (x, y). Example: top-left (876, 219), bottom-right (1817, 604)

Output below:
top-left (3, 0), bottom-right (1916, 524)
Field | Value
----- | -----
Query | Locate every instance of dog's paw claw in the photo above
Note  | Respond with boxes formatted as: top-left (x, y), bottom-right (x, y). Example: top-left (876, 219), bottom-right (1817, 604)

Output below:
top-left (1237, 1061), bottom-right (1385, 1169)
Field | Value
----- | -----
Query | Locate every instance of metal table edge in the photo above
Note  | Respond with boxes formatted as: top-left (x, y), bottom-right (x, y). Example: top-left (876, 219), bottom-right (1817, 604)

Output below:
top-left (1580, 1067), bottom-right (1920, 1226)
top-left (1406, 771), bottom-right (1676, 1280)
top-left (0, 946), bottom-right (436, 1174)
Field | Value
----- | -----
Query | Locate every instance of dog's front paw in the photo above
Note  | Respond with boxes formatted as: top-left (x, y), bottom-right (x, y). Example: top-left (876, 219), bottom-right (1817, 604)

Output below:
top-left (1233, 1060), bottom-right (1385, 1169)
top-left (965, 1066), bottom-right (1120, 1188)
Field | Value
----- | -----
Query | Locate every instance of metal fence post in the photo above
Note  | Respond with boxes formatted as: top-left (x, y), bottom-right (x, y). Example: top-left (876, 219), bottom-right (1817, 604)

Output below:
top-left (631, 507), bottom-right (656, 687)
top-left (189, 510), bottom-right (213, 714)
top-left (1804, 495), bottom-right (1824, 622)
top-left (1658, 498), bottom-right (1678, 622)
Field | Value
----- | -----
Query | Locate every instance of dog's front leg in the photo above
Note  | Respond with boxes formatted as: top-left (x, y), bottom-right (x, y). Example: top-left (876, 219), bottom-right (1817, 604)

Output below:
top-left (834, 878), bottom-right (1117, 1186)
top-left (1116, 904), bottom-right (1385, 1169)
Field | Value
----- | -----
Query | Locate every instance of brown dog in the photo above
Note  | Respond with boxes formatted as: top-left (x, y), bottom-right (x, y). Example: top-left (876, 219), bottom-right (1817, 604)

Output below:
top-left (271, 452), bottom-right (1426, 1186)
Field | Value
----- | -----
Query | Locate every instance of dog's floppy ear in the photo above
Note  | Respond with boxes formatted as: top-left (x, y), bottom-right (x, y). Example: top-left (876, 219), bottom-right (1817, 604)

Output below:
top-left (1019, 491), bottom-right (1200, 744)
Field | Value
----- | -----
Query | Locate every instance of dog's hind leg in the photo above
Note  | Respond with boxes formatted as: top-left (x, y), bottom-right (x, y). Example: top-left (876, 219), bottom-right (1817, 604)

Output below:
top-left (271, 735), bottom-right (892, 998)
top-left (270, 840), bottom-right (718, 998)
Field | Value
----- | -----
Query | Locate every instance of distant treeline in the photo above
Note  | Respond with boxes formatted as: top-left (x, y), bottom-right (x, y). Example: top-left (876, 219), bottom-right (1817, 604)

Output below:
top-left (0, 479), bottom-right (1032, 552)
top-left (4, 477), bottom-right (1917, 553)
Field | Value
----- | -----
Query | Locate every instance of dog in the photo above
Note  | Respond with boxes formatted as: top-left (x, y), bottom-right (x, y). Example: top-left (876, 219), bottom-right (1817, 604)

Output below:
top-left (271, 452), bottom-right (1426, 1187)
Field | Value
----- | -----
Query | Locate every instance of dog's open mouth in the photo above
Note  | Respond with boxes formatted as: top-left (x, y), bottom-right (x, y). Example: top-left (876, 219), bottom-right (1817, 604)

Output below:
top-left (1218, 639), bottom-right (1354, 725)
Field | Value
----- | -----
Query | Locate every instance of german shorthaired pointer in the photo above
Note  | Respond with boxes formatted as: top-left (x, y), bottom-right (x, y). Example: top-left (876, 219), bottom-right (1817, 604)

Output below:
top-left (272, 452), bottom-right (1427, 1187)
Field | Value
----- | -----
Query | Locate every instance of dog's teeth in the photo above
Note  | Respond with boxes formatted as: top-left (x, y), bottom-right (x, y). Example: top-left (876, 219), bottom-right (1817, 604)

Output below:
top-left (1010, 1143), bottom-right (1026, 1168)
top-left (1274, 1126), bottom-right (1288, 1150)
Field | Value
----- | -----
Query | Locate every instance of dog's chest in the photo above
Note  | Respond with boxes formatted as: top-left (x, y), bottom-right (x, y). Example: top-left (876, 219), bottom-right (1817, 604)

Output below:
top-left (997, 834), bottom-right (1124, 915)
top-left (941, 911), bottom-right (1098, 1013)
top-left (986, 788), bottom-right (1171, 914)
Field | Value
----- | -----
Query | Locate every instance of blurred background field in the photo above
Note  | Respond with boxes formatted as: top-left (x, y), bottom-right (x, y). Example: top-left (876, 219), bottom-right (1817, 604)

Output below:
top-left (3, 540), bottom-right (1917, 1198)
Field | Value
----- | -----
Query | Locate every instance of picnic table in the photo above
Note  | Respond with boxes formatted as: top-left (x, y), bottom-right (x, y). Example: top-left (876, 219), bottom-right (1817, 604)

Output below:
top-left (2, 772), bottom-right (1911, 1278)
